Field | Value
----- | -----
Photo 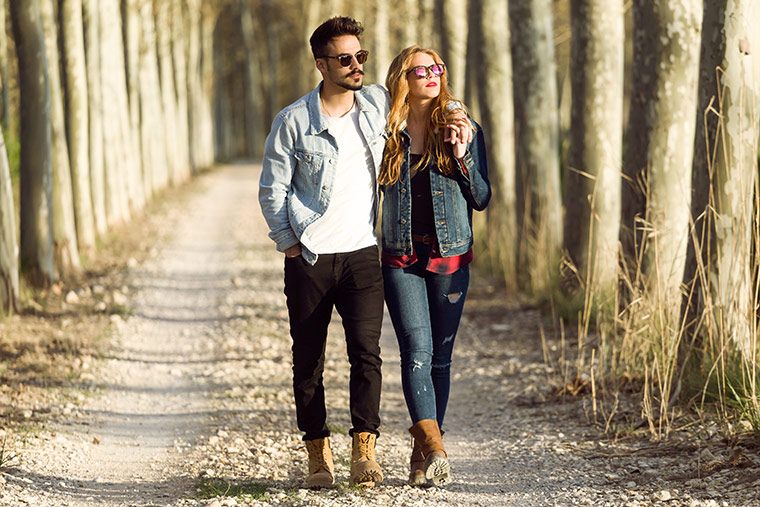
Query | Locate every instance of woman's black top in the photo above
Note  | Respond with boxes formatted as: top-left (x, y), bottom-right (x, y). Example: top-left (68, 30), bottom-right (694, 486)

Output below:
top-left (410, 154), bottom-right (435, 236)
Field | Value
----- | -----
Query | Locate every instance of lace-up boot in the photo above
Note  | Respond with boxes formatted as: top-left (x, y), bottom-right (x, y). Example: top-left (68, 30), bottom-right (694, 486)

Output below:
top-left (304, 437), bottom-right (334, 488)
top-left (349, 432), bottom-right (383, 486)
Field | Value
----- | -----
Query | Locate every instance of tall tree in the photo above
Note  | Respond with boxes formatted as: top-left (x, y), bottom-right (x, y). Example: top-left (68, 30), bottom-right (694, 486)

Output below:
top-left (240, 0), bottom-right (267, 158)
top-left (0, 103), bottom-right (18, 314)
top-left (564, 0), bottom-right (624, 300)
top-left (41, 0), bottom-right (81, 275)
top-left (138, 0), bottom-right (168, 194)
top-left (509, 0), bottom-right (563, 294)
top-left (622, 0), bottom-right (702, 314)
top-left (61, 0), bottom-right (95, 251)
top-left (373, 0), bottom-right (390, 85)
top-left (171, 0), bottom-right (192, 182)
top-left (82, 0), bottom-right (107, 235)
top-left (436, 0), bottom-right (468, 97)
top-left (687, 0), bottom-right (760, 352)
top-left (124, 0), bottom-right (147, 207)
top-left (10, 0), bottom-right (56, 285)
top-left (0, 0), bottom-right (9, 131)
top-left (155, 0), bottom-right (182, 186)
top-left (473, 0), bottom-right (517, 290)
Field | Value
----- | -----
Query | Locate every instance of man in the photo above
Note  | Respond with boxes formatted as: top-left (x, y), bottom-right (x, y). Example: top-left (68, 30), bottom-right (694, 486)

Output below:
top-left (258, 17), bottom-right (389, 488)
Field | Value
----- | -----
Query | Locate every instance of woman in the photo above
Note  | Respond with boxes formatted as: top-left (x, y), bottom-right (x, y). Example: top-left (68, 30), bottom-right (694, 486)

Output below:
top-left (379, 46), bottom-right (491, 487)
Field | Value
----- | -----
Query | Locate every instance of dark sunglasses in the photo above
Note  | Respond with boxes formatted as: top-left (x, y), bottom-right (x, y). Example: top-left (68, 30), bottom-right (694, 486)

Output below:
top-left (320, 50), bottom-right (369, 67)
top-left (407, 63), bottom-right (446, 79)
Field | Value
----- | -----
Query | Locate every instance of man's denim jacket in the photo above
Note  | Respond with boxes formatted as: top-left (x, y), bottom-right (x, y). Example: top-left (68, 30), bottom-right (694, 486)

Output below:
top-left (258, 83), bottom-right (390, 265)
top-left (380, 120), bottom-right (491, 257)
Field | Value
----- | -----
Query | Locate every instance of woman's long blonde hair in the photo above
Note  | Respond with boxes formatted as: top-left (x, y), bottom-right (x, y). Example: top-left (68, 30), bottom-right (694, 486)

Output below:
top-left (378, 46), bottom-right (467, 185)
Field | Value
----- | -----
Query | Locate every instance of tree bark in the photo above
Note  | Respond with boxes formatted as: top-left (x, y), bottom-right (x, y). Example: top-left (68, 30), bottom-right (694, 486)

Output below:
top-left (171, 0), bottom-right (191, 182)
top-left (373, 0), bottom-right (390, 86)
top-left (509, 0), bottom-right (563, 293)
top-left (564, 0), bottom-right (624, 300)
top-left (41, 0), bottom-right (81, 276)
top-left (622, 0), bottom-right (702, 313)
top-left (436, 0), bottom-right (468, 98)
top-left (240, 0), bottom-right (266, 158)
top-left (0, 110), bottom-right (18, 314)
top-left (138, 0), bottom-right (168, 194)
top-left (689, 0), bottom-right (760, 353)
top-left (473, 0), bottom-right (517, 290)
top-left (61, 0), bottom-right (95, 251)
top-left (10, 0), bottom-right (56, 286)
top-left (82, 0), bottom-right (107, 236)
top-left (0, 1), bottom-right (9, 131)
top-left (124, 0), bottom-right (147, 209)
top-left (155, 0), bottom-right (181, 186)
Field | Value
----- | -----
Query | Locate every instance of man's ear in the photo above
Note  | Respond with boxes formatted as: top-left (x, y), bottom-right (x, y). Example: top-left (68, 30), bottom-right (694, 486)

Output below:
top-left (315, 58), bottom-right (326, 73)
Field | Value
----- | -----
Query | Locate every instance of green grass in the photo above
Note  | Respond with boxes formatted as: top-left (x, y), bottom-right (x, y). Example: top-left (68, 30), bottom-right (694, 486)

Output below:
top-left (196, 479), bottom-right (270, 500)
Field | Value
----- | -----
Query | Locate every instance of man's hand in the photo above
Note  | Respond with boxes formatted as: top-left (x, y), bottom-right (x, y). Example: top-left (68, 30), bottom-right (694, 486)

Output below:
top-left (285, 243), bottom-right (302, 258)
top-left (444, 117), bottom-right (473, 160)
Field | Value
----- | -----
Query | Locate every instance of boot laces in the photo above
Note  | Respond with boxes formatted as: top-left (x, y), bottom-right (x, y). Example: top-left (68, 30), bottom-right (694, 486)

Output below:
top-left (358, 434), bottom-right (373, 458)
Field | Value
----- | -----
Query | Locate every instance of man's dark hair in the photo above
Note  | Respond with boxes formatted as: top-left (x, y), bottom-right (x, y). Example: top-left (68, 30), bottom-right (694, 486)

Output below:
top-left (309, 16), bottom-right (364, 59)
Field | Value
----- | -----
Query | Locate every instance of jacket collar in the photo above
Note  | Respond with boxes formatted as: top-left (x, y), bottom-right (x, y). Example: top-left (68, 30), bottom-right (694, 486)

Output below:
top-left (307, 82), bottom-right (370, 135)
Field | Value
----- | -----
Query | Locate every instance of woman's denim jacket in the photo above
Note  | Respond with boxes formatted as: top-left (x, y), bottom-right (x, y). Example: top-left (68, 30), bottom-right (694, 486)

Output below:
top-left (381, 121), bottom-right (491, 257)
top-left (258, 83), bottom-right (390, 265)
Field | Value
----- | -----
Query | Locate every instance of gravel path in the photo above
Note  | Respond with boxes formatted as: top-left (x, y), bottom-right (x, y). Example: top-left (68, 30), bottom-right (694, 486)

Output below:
top-left (2, 164), bottom-right (760, 506)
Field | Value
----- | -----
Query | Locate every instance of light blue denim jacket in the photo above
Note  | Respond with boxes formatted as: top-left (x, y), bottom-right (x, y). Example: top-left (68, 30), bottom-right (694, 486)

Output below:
top-left (258, 83), bottom-right (390, 265)
top-left (380, 120), bottom-right (491, 257)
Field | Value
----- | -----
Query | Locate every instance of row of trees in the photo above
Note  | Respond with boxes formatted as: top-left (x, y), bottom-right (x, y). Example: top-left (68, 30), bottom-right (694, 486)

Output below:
top-left (0, 0), bottom-right (222, 313)
top-left (1, 1), bottom-right (760, 425)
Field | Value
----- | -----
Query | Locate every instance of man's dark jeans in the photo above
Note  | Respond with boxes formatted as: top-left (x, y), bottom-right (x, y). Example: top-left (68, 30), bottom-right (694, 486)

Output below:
top-left (284, 245), bottom-right (384, 441)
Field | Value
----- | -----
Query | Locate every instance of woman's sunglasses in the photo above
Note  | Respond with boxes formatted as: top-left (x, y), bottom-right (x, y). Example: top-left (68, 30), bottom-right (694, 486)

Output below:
top-left (407, 63), bottom-right (446, 79)
top-left (320, 50), bottom-right (369, 67)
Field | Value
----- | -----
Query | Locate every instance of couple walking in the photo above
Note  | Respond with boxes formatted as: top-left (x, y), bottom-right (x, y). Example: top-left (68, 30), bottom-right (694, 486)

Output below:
top-left (258, 16), bottom-right (491, 488)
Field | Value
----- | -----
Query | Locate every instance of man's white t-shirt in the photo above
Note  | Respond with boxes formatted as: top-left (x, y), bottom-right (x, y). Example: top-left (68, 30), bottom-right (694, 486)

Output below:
top-left (300, 101), bottom-right (377, 254)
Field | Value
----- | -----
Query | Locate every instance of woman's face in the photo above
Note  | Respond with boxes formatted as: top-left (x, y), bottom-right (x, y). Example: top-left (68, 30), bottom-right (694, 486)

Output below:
top-left (406, 52), bottom-right (441, 101)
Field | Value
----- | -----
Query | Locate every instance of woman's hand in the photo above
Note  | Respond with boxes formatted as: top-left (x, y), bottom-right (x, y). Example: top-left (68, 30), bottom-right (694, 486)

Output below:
top-left (444, 117), bottom-right (473, 160)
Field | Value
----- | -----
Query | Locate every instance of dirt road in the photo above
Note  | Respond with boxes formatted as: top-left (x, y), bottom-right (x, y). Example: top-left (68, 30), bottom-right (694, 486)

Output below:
top-left (2, 164), bottom-right (758, 506)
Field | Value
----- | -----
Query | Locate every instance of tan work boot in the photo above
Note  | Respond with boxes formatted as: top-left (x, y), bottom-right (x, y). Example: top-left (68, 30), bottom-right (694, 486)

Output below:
top-left (349, 432), bottom-right (383, 486)
top-left (304, 437), bottom-right (335, 489)
top-left (408, 437), bottom-right (427, 486)
top-left (409, 419), bottom-right (451, 486)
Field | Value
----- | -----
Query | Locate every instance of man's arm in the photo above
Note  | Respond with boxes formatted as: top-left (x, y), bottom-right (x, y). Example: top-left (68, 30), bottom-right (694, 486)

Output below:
top-left (258, 114), bottom-right (301, 254)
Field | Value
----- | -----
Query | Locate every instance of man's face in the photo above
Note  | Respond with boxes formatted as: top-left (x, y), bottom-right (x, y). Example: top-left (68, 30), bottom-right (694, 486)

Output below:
top-left (317, 35), bottom-right (364, 91)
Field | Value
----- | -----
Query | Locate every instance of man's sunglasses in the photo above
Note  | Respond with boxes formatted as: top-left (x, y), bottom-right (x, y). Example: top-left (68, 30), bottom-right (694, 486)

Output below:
top-left (320, 50), bottom-right (369, 67)
top-left (407, 63), bottom-right (446, 79)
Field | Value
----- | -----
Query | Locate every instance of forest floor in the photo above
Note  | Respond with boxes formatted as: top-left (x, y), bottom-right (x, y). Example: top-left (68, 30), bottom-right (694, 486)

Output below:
top-left (1, 163), bottom-right (760, 507)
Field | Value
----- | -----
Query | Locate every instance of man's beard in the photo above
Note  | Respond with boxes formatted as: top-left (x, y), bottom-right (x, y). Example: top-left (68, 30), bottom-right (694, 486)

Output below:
top-left (338, 71), bottom-right (364, 91)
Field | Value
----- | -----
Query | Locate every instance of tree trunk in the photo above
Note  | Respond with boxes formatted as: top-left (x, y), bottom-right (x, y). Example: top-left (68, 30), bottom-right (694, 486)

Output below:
top-left (473, 0), bottom-right (517, 290)
top-left (0, 114), bottom-right (18, 314)
top-left (403, 0), bottom-right (420, 48)
top-left (695, 0), bottom-right (760, 353)
top-left (263, 0), bottom-right (280, 129)
top-left (61, 0), bottom-right (95, 251)
top-left (240, 0), bottom-right (266, 158)
top-left (622, 0), bottom-right (702, 313)
top-left (199, 0), bottom-right (216, 166)
top-left (436, 0), bottom-right (468, 97)
top-left (171, 0), bottom-right (191, 181)
top-left (373, 0), bottom-right (389, 86)
top-left (509, 0), bottom-right (563, 294)
top-left (41, 0), bottom-right (81, 276)
top-left (138, 0), bottom-right (168, 194)
top-left (155, 0), bottom-right (181, 185)
top-left (124, 0), bottom-right (147, 209)
top-left (82, 0), bottom-right (107, 236)
top-left (564, 0), bottom-right (624, 300)
top-left (0, 1), bottom-right (9, 131)
top-left (10, 0), bottom-right (56, 286)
